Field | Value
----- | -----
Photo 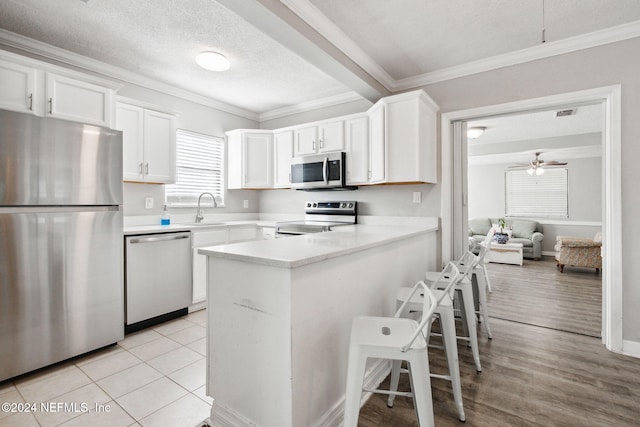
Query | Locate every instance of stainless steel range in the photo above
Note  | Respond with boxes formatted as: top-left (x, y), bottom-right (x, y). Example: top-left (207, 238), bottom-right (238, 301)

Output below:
top-left (275, 201), bottom-right (357, 237)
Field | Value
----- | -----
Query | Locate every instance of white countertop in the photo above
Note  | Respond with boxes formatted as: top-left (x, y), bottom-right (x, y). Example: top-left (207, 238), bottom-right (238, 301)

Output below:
top-left (123, 220), bottom-right (275, 235)
top-left (198, 222), bottom-right (438, 269)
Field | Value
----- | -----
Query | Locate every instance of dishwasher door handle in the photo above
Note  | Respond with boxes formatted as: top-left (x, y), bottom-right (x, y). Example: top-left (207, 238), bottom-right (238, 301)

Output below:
top-left (129, 234), bottom-right (190, 244)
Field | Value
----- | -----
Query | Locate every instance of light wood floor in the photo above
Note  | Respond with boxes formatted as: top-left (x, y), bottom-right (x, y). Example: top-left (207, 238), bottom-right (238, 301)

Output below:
top-left (357, 257), bottom-right (640, 426)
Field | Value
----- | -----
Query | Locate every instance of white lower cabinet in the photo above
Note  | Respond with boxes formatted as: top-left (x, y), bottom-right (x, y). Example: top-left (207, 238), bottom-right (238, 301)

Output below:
top-left (191, 225), bottom-right (259, 305)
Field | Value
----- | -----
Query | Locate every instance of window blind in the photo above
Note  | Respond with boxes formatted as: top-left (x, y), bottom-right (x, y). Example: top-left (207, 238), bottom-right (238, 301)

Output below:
top-left (165, 130), bottom-right (224, 206)
top-left (505, 168), bottom-right (568, 218)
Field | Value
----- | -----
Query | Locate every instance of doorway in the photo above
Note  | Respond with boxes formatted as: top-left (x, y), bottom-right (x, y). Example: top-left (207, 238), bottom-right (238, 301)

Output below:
top-left (463, 103), bottom-right (603, 337)
top-left (440, 86), bottom-right (622, 352)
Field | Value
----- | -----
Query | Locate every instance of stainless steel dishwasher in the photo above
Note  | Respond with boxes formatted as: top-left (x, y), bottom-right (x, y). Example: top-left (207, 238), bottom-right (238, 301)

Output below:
top-left (125, 231), bottom-right (192, 333)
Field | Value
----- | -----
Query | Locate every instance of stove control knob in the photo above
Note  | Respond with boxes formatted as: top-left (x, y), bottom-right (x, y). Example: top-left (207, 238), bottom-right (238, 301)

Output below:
top-left (340, 203), bottom-right (346, 208)
top-left (348, 203), bottom-right (354, 208)
top-left (306, 202), bottom-right (312, 208)
top-left (312, 203), bottom-right (317, 208)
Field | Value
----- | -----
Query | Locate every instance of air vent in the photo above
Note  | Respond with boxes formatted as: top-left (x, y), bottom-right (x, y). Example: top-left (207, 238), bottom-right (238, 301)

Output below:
top-left (555, 109), bottom-right (576, 117)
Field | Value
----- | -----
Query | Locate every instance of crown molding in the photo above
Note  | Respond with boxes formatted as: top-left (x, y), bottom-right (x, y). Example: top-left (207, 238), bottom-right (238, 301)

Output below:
top-left (279, 2), bottom-right (640, 92)
top-left (0, 29), bottom-right (259, 121)
top-left (379, 20), bottom-right (640, 91)
top-left (258, 91), bottom-right (366, 122)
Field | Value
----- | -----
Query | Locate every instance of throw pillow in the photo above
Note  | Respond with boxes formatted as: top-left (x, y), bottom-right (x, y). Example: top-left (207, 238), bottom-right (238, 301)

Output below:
top-left (469, 218), bottom-right (491, 235)
top-left (512, 221), bottom-right (537, 239)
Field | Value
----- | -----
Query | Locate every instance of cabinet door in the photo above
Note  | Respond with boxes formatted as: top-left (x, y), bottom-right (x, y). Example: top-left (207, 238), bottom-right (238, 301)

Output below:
top-left (115, 103), bottom-right (145, 182)
top-left (318, 120), bottom-right (344, 153)
top-left (244, 133), bottom-right (273, 188)
top-left (345, 116), bottom-right (369, 185)
top-left (368, 103), bottom-right (386, 183)
top-left (143, 110), bottom-right (176, 183)
top-left (294, 125), bottom-right (317, 156)
top-left (228, 226), bottom-right (258, 243)
top-left (0, 61), bottom-right (36, 114)
top-left (274, 130), bottom-right (293, 188)
top-left (45, 73), bottom-right (113, 127)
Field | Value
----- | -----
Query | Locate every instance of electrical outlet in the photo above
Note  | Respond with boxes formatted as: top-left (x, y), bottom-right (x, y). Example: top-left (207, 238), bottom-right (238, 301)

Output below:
top-left (412, 192), bottom-right (421, 204)
top-left (243, 200), bottom-right (249, 209)
top-left (145, 197), bottom-right (154, 209)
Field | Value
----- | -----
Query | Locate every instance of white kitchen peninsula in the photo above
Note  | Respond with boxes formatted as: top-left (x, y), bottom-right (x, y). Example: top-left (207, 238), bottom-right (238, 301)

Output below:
top-left (199, 221), bottom-right (438, 427)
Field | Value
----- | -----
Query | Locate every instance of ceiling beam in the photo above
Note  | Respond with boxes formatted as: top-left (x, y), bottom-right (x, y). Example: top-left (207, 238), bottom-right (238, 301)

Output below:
top-left (215, 0), bottom-right (390, 103)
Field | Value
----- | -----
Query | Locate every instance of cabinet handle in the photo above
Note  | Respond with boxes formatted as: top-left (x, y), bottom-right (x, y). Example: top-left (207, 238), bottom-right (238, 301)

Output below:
top-left (28, 93), bottom-right (33, 111)
top-left (312, 140), bottom-right (316, 150)
top-left (319, 139), bottom-right (324, 149)
top-left (48, 98), bottom-right (53, 115)
top-left (130, 234), bottom-right (189, 244)
top-left (139, 163), bottom-right (143, 174)
top-left (145, 163), bottom-right (149, 175)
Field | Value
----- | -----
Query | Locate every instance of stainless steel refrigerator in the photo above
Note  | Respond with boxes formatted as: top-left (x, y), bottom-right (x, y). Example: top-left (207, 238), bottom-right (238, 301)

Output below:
top-left (0, 109), bottom-right (124, 382)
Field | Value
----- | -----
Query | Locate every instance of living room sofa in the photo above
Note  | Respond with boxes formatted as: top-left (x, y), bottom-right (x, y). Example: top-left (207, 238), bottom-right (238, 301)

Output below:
top-left (468, 217), bottom-right (544, 260)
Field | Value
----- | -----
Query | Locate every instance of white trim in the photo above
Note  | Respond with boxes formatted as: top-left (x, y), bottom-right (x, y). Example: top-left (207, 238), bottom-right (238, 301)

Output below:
top-left (535, 220), bottom-right (602, 227)
top-left (441, 85), bottom-right (623, 354)
top-left (278, 2), bottom-right (640, 93)
top-left (258, 91), bottom-right (366, 122)
top-left (0, 29), bottom-right (259, 121)
top-left (209, 400), bottom-right (258, 427)
top-left (622, 340), bottom-right (640, 358)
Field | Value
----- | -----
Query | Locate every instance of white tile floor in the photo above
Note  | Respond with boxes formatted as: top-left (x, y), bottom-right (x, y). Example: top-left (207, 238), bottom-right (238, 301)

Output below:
top-left (0, 310), bottom-right (211, 427)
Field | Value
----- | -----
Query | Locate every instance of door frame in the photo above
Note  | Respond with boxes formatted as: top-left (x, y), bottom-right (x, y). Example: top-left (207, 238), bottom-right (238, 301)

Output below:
top-left (440, 85), bottom-right (622, 352)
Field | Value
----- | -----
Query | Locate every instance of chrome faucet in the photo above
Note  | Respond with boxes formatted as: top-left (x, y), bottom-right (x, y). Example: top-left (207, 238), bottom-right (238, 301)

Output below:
top-left (195, 192), bottom-right (217, 223)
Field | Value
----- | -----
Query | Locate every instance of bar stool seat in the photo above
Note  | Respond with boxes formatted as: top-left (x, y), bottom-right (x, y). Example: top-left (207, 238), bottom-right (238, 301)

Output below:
top-left (344, 264), bottom-right (460, 427)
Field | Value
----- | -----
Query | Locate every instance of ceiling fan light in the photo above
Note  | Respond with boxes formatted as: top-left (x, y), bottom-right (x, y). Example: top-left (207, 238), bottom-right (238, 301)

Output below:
top-left (467, 126), bottom-right (486, 139)
top-left (196, 51), bottom-right (230, 71)
top-left (527, 167), bottom-right (535, 175)
top-left (536, 167), bottom-right (545, 175)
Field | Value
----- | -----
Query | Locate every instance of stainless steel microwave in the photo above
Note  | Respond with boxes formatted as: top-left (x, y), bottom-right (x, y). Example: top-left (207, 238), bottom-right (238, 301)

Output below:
top-left (291, 152), bottom-right (346, 190)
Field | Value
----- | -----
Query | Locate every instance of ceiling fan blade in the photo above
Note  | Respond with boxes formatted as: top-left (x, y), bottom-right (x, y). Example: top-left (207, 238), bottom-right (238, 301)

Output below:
top-left (542, 160), bottom-right (568, 166)
top-left (507, 163), bottom-right (530, 168)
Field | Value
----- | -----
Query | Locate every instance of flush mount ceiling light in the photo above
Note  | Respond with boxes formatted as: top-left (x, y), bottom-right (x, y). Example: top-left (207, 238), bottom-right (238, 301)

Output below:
top-left (195, 51), bottom-right (230, 71)
top-left (467, 126), bottom-right (486, 139)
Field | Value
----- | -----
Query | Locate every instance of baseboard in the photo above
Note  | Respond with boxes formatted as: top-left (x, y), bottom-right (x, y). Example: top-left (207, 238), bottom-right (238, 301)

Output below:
top-left (208, 400), bottom-right (258, 427)
top-left (313, 359), bottom-right (390, 427)
top-left (622, 339), bottom-right (640, 358)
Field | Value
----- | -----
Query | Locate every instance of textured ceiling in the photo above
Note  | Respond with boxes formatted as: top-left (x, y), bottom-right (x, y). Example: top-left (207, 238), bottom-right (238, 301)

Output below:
top-left (0, 0), bottom-right (350, 113)
top-left (308, 0), bottom-right (640, 80)
top-left (0, 0), bottom-right (640, 116)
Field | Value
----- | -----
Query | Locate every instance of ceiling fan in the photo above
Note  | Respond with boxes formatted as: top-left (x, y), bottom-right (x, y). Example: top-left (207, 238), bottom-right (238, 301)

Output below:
top-left (508, 152), bottom-right (567, 175)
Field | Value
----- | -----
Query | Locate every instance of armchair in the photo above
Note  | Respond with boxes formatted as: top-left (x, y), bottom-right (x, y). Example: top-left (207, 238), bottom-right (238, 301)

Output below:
top-left (554, 232), bottom-right (602, 273)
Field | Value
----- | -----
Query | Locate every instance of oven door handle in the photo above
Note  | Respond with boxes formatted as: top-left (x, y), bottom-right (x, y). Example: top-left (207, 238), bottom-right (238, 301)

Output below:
top-left (323, 156), bottom-right (328, 185)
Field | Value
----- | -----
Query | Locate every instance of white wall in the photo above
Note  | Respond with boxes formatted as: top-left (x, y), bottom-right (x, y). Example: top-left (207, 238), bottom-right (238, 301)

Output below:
top-left (420, 37), bottom-right (640, 344)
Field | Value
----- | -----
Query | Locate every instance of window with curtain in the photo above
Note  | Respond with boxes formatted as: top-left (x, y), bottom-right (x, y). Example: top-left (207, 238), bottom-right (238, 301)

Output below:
top-left (165, 129), bottom-right (224, 206)
top-left (505, 168), bottom-right (568, 218)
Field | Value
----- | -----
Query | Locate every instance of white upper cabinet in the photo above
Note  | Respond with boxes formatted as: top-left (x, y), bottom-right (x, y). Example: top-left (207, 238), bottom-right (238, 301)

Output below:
top-left (116, 102), bottom-right (176, 184)
top-left (344, 114), bottom-right (369, 185)
top-left (0, 61), bottom-right (36, 113)
top-left (274, 130), bottom-right (293, 188)
top-left (227, 130), bottom-right (273, 189)
top-left (0, 51), bottom-right (119, 127)
top-left (45, 73), bottom-right (113, 127)
top-left (293, 119), bottom-right (344, 157)
top-left (366, 90), bottom-right (439, 184)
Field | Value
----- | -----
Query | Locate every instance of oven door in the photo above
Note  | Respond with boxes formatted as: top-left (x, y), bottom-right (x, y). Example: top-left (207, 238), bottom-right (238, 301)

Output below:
top-left (291, 152), bottom-right (345, 189)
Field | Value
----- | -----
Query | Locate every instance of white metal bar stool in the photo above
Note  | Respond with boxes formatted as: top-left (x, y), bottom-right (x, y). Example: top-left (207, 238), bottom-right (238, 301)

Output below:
top-left (390, 262), bottom-right (466, 422)
top-left (344, 265), bottom-right (460, 427)
top-left (425, 249), bottom-right (484, 372)
top-left (462, 237), bottom-right (493, 339)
